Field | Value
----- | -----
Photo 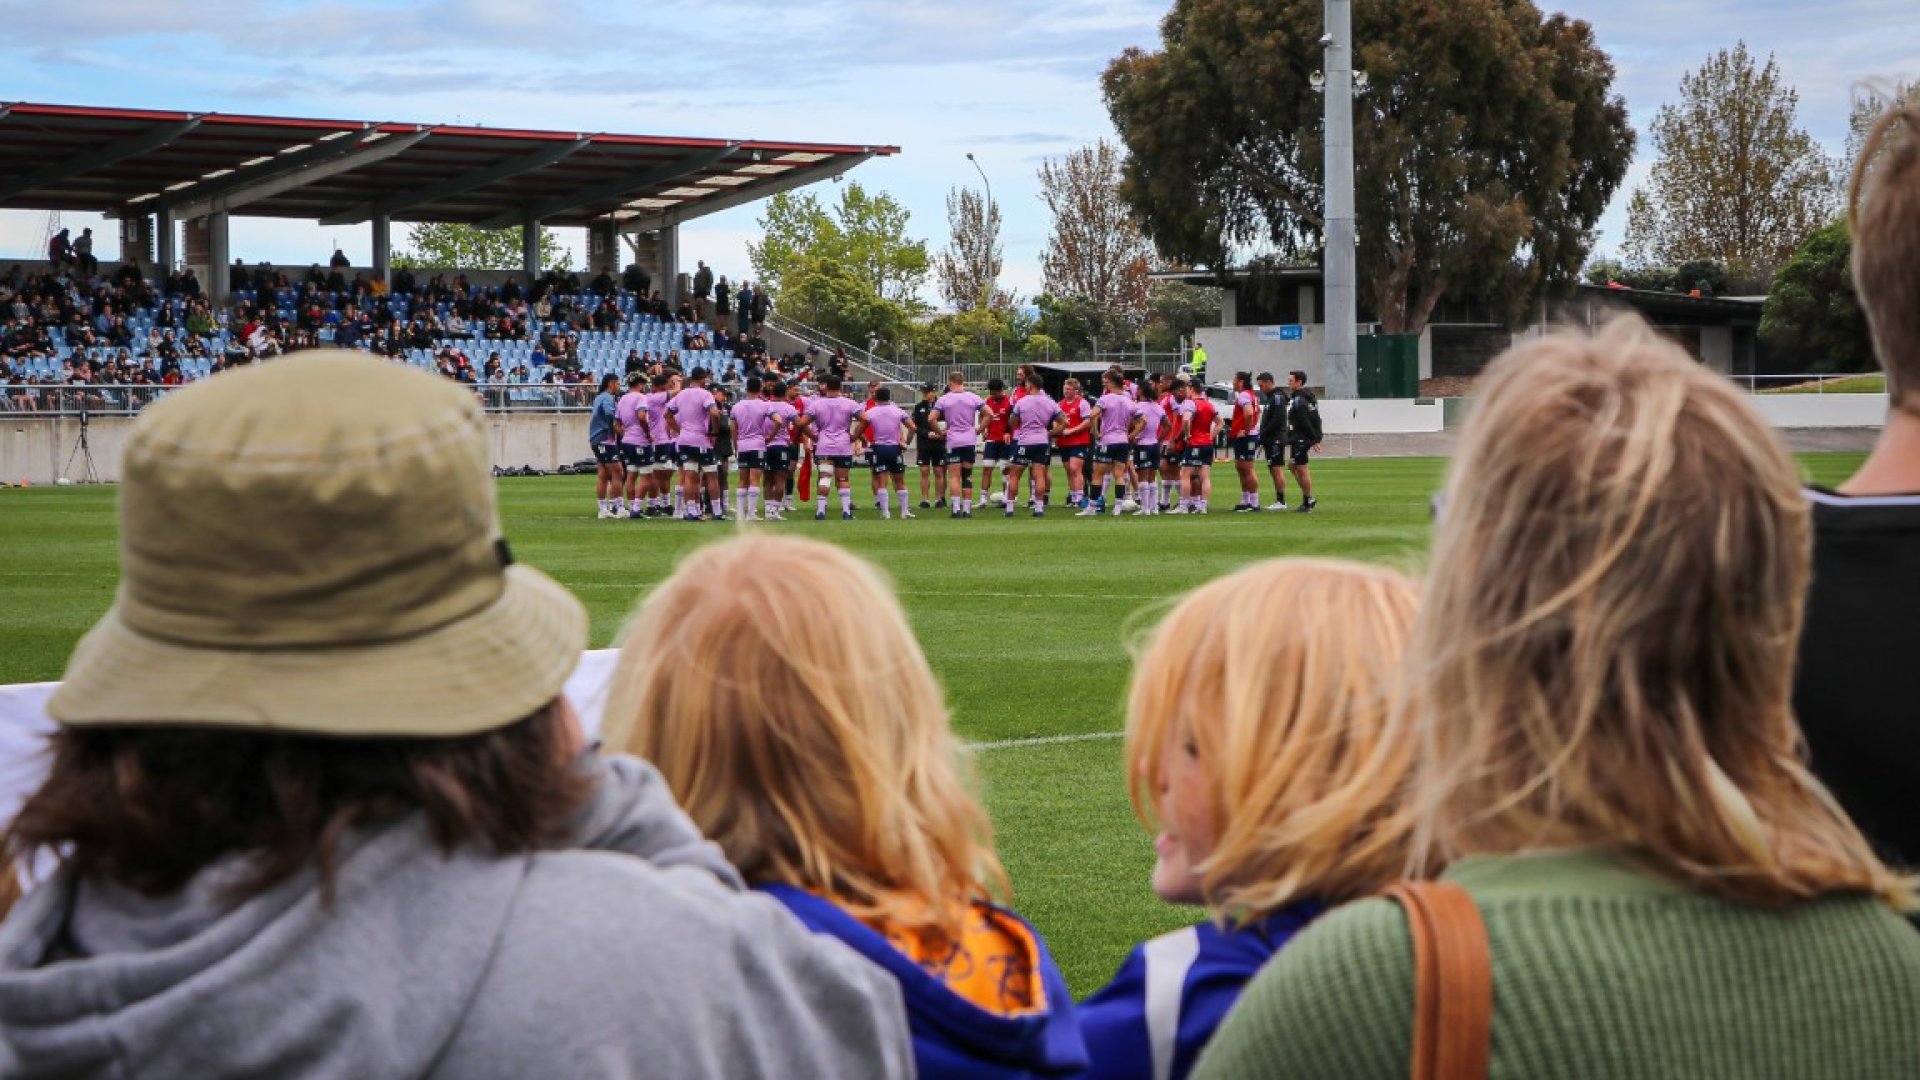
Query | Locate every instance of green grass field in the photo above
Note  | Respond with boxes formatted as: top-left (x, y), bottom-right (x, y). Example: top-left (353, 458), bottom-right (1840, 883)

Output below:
top-left (0, 454), bottom-right (1870, 994)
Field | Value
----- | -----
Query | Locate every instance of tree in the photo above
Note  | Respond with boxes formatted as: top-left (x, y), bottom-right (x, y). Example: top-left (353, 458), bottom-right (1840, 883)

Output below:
top-left (1102, 0), bottom-right (1633, 335)
top-left (777, 253), bottom-right (915, 349)
top-left (1759, 220), bottom-right (1875, 373)
top-left (1846, 81), bottom-right (1920, 187)
top-left (392, 222), bottom-right (569, 271)
top-left (936, 186), bottom-right (1008, 312)
top-left (1622, 43), bottom-right (1837, 281)
top-left (1038, 140), bottom-right (1153, 335)
top-left (748, 182), bottom-right (929, 305)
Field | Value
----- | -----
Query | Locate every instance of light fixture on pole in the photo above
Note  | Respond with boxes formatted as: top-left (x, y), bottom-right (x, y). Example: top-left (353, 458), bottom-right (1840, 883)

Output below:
top-left (964, 152), bottom-right (995, 220)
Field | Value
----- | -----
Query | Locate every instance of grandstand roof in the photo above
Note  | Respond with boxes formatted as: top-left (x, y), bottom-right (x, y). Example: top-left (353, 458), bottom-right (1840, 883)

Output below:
top-left (0, 102), bottom-right (897, 230)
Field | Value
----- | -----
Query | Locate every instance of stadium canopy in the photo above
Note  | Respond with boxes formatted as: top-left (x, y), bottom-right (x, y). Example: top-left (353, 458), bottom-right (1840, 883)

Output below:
top-left (0, 101), bottom-right (898, 303)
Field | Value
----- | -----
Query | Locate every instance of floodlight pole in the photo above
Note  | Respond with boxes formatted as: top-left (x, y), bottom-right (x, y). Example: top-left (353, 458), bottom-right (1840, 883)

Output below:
top-left (1322, 0), bottom-right (1359, 399)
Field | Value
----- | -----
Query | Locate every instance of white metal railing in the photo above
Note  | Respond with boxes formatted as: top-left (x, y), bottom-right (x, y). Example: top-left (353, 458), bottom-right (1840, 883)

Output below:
top-left (766, 313), bottom-right (918, 385)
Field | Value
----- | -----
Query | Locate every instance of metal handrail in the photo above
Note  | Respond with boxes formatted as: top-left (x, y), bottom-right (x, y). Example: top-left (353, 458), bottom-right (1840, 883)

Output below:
top-left (765, 312), bottom-right (918, 384)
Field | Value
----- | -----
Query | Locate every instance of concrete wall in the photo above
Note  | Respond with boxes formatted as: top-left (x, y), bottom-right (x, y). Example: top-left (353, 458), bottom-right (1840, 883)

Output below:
top-left (0, 412), bottom-right (595, 486)
top-left (1206, 324), bottom-right (1439, 384)
top-left (1747, 393), bottom-right (1889, 428)
top-left (1318, 399), bottom-right (1446, 434)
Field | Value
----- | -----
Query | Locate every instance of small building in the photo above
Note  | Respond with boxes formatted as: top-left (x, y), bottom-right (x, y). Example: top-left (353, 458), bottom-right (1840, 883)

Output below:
top-left (1158, 269), bottom-right (1764, 389)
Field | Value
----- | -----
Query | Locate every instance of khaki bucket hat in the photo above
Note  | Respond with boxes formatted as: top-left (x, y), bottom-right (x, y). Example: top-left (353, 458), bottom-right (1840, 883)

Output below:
top-left (47, 351), bottom-right (587, 737)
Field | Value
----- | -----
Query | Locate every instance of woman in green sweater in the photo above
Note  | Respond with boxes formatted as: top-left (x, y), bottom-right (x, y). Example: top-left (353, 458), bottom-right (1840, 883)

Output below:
top-left (1196, 316), bottom-right (1920, 1079)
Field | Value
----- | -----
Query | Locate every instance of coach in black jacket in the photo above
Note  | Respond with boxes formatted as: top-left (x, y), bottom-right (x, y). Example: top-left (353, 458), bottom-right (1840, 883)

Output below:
top-left (1284, 370), bottom-right (1322, 512)
top-left (1255, 372), bottom-right (1291, 509)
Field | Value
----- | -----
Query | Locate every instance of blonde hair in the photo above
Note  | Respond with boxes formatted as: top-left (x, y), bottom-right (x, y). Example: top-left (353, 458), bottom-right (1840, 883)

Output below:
top-left (1127, 559), bottom-right (1421, 922)
top-left (1412, 315), bottom-right (1915, 910)
top-left (1849, 90), bottom-right (1920, 410)
top-left (602, 535), bottom-right (1005, 937)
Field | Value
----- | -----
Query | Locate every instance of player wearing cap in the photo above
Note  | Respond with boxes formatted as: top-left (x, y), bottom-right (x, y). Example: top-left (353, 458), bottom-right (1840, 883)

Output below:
top-left (1228, 372), bottom-right (1263, 512)
top-left (852, 386), bottom-right (915, 520)
top-left (1085, 370), bottom-right (1137, 516)
top-left (933, 373), bottom-right (986, 518)
top-left (807, 375), bottom-right (862, 521)
top-left (912, 384), bottom-right (947, 510)
top-left (1003, 373), bottom-right (1063, 518)
top-left (1056, 378), bottom-right (1093, 511)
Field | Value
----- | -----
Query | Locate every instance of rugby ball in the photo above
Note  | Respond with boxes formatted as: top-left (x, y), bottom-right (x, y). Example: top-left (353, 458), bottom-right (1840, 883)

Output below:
top-left (934, 421), bottom-right (948, 437)
top-left (1117, 498), bottom-right (1140, 515)
top-left (988, 491), bottom-right (1007, 506)
top-left (54, 477), bottom-right (73, 487)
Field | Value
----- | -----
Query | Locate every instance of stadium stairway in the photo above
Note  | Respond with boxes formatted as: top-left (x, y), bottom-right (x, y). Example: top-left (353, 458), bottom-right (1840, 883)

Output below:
top-left (765, 313), bottom-right (918, 391)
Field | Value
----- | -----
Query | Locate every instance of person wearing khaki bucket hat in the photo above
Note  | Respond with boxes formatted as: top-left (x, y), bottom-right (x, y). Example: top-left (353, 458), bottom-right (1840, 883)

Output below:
top-left (0, 352), bottom-right (913, 1079)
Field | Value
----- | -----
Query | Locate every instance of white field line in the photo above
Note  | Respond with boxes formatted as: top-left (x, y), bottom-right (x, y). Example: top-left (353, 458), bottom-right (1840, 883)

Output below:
top-left (966, 731), bottom-right (1124, 752)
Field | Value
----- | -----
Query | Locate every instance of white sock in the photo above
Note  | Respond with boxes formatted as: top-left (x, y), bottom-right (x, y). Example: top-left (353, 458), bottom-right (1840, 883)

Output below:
top-left (898, 490), bottom-right (910, 514)
top-left (748, 486), bottom-right (761, 516)
top-left (817, 492), bottom-right (828, 512)
top-left (839, 489), bottom-right (852, 514)
top-left (710, 496), bottom-right (724, 517)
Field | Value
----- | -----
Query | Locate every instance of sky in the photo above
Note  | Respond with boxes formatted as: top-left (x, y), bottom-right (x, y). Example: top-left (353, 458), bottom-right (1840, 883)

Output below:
top-left (0, 0), bottom-right (1914, 306)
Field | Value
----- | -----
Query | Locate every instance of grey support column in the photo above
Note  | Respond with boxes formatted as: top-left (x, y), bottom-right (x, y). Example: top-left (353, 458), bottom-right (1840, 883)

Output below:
top-left (1321, 0), bottom-right (1359, 399)
top-left (371, 214), bottom-right (391, 287)
top-left (521, 216), bottom-right (540, 279)
top-left (658, 224), bottom-right (679, 308)
top-left (155, 209), bottom-right (176, 272)
top-left (206, 211), bottom-right (230, 309)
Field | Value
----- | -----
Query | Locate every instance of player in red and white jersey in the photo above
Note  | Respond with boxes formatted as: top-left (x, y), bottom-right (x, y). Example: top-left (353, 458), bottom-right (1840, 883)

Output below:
top-left (1228, 372), bottom-right (1263, 512)
top-left (978, 379), bottom-right (1015, 512)
top-left (1055, 378), bottom-right (1093, 510)
top-left (1155, 374), bottom-right (1183, 512)
top-left (1172, 379), bottom-right (1222, 514)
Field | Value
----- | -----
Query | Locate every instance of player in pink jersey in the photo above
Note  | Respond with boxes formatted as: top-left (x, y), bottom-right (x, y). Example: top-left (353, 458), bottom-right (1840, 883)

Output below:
top-left (1003, 373), bottom-right (1064, 518)
top-left (1084, 370), bottom-right (1139, 516)
top-left (1128, 390), bottom-right (1169, 515)
top-left (614, 372), bottom-right (653, 519)
top-left (645, 371), bottom-right (681, 516)
top-left (730, 375), bottom-right (774, 521)
top-left (852, 386), bottom-right (915, 520)
top-left (932, 371), bottom-right (986, 518)
top-left (762, 379), bottom-right (800, 520)
top-left (806, 374), bottom-right (863, 521)
top-left (666, 366), bottom-right (722, 522)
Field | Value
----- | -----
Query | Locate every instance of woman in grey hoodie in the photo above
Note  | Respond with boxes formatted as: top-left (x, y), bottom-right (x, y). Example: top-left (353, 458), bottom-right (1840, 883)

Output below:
top-left (0, 352), bottom-right (913, 1080)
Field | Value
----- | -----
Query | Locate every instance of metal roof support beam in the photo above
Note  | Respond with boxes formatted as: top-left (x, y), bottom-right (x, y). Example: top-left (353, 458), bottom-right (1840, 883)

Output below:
top-left (0, 116), bottom-right (202, 200)
top-left (521, 216), bottom-right (540, 279)
top-left (480, 145), bottom-right (736, 230)
top-left (372, 213), bottom-right (391, 287)
top-left (165, 127), bottom-right (432, 222)
top-left (621, 152), bottom-right (876, 234)
top-left (320, 137), bottom-right (593, 226)
top-left (112, 126), bottom-right (380, 219)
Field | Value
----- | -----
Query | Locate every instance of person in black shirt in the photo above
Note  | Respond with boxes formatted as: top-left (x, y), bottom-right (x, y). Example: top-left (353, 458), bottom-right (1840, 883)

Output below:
top-left (912, 384), bottom-right (947, 509)
top-left (1283, 371), bottom-right (1322, 513)
top-left (1792, 99), bottom-right (1920, 875)
top-left (1255, 372), bottom-right (1291, 510)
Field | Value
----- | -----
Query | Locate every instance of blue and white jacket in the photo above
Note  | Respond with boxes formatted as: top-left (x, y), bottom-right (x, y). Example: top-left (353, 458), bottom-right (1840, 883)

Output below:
top-left (1077, 902), bottom-right (1325, 1080)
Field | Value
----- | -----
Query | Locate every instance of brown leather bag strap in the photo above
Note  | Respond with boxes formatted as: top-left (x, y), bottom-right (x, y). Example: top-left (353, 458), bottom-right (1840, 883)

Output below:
top-left (1384, 881), bottom-right (1493, 1080)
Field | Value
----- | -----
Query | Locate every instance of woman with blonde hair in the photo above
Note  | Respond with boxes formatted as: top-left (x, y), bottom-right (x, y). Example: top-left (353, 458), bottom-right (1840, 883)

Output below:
top-left (603, 535), bottom-right (1088, 1080)
top-left (1079, 559), bottom-right (1419, 1080)
top-left (1196, 317), bottom-right (1920, 1079)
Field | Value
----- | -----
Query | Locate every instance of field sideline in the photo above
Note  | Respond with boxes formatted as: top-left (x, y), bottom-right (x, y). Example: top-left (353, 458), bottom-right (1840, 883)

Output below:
top-left (0, 454), bottom-right (1869, 993)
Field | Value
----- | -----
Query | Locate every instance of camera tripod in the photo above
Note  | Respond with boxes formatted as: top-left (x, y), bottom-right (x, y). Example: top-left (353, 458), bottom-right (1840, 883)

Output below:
top-left (63, 410), bottom-right (102, 484)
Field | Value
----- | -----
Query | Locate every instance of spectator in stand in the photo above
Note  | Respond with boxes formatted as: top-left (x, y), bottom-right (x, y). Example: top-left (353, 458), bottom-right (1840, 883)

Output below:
top-left (328, 246), bottom-right (350, 269)
top-left (692, 260), bottom-right (714, 323)
top-left (71, 229), bottom-right (96, 276)
top-left (621, 262), bottom-right (651, 297)
top-left (47, 228), bottom-right (72, 271)
top-left (750, 284), bottom-right (772, 336)
top-left (1195, 318), bottom-right (1920, 1079)
top-left (604, 535), bottom-right (1088, 1080)
top-left (735, 281), bottom-right (754, 336)
top-left (1793, 96), bottom-right (1920, 874)
top-left (0, 355), bottom-right (912, 1078)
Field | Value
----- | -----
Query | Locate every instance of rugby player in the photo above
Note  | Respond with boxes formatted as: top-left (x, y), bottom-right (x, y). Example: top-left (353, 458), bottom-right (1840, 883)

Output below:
top-left (1084, 370), bottom-right (1136, 516)
top-left (1056, 378), bottom-right (1093, 510)
top-left (730, 375), bottom-right (771, 521)
top-left (763, 379), bottom-right (800, 520)
top-left (1255, 372), bottom-right (1290, 511)
top-left (1128, 385), bottom-right (1168, 515)
top-left (1228, 372), bottom-right (1262, 511)
top-left (665, 367), bottom-right (723, 522)
top-left (1285, 370), bottom-right (1322, 513)
top-left (615, 371), bottom-right (652, 519)
top-left (645, 371), bottom-right (680, 517)
top-left (912, 384), bottom-right (947, 509)
top-left (807, 375), bottom-right (862, 520)
top-left (979, 378), bottom-right (1014, 511)
top-left (1003, 373), bottom-right (1063, 518)
top-left (1173, 379), bottom-right (1221, 514)
top-left (589, 374), bottom-right (624, 518)
top-left (933, 373), bottom-right (986, 518)
top-left (852, 386), bottom-right (915, 520)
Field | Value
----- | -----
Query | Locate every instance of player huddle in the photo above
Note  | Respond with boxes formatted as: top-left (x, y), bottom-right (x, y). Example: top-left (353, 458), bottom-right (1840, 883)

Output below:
top-left (587, 364), bottom-right (1325, 522)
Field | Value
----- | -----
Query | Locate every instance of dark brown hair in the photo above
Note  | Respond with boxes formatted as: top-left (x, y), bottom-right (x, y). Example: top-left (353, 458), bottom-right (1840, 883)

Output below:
top-left (2, 702), bottom-right (591, 902)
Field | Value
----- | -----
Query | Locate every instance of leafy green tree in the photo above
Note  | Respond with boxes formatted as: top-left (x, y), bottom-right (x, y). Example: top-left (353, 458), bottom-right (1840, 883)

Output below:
top-left (908, 306), bottom-right (1019, 364)
top-left (749, 182), bottom-right (930, 305)
top-left (1846, 81), bottom-right (1920, 192)
top-left (1622, 43), bottom-right (1836, 282)
top-left (1102, 0), bottom-right (1632, 334)
top-left (392, 222), bottom-right (569, 271)
top-left (1038, 140), bottom-right (1153, 335)
top-left (936, 186), bottom-right (1009, 312)
top-left (1759, 220), bottom-right (1874, 373)
top-left (778, 253), bottom-right (915, 348)
top-left (1142, 280), bottom-right (1222, 353)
